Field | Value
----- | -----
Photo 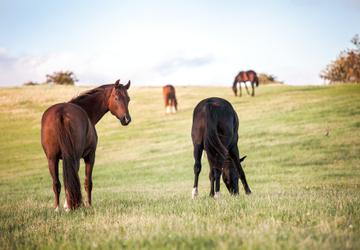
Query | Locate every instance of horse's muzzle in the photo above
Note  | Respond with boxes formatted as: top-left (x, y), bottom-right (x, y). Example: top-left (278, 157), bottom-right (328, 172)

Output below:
top-left (119, 115), bottom-right (131, 126)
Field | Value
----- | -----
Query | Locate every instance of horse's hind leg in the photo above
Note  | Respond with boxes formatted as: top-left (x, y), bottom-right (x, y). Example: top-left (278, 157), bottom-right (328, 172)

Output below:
top-left (239, 83), bottom-right (242, 96)
top-left (214, 168), bottom-right (221, 199)
top-left (170, 98), bottom-right (176, 113)
top-left (232, 83), bottom-right (238, 96)
top-left (164, 96), bottom-right (171, 114)
top-left (84, 151), bottom-right (95, 206)
top-left (244, 82), bottom-right (250, 95)
top-left (48, 157), bottom-right (61, 211)
top-left (209, 168), bottom-right (215, 197)
top-left (192, 143), bottom-right (203, 198)
top-left (229, 145), bottom-right (251, 194)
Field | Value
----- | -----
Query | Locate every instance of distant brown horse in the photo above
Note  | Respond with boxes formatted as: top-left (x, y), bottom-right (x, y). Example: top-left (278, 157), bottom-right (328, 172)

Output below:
top-left (41, 80), bottom-right (131, 211)
top-left (191, 97), bottom-right (251, 199)
top-left (163, 85), bottom-right (178, 114)
top-left (232, 70), bottom-right (259, 97)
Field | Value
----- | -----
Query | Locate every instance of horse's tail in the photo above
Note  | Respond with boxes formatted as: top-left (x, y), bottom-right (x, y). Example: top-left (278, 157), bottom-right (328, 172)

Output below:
top-left (254, 75), bottom-right (259, 87)
top-left (204, 104), bottom-right (228, 169)
top-left (55, 109), bottom-right (82, 210)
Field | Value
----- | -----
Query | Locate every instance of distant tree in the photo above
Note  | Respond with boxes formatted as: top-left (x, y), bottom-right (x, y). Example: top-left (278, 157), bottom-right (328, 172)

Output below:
top-left (46, 71), bottom-right (78, 85)
top-left (320, 35), bottom-right (360, 83)
top-left (258, 73), bottom-right (281, 84)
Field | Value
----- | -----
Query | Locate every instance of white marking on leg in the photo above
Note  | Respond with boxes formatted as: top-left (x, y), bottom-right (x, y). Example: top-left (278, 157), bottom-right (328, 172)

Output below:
top-left (192, 187), bottom-right (198, 199)
top-left (214, 191), bottom-right (221, 199)
top-left (166, 106), bottom-right (171, 114)
top-left (54, 206), bottom-right (59, 212)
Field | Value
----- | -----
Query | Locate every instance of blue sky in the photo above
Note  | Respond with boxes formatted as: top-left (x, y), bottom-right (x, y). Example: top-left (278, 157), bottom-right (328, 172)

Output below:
top-left (0, 0), bottom-right (359, 86)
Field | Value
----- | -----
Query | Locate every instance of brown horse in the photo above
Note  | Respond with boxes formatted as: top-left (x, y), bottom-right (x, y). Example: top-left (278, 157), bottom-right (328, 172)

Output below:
top-left (162, 84), bottom-right (178, 114)
top-left (41, 80), bottom-right (131, 211)
top-left (232, 70), bottom-right (259, 97)
top-left (191, 97), bottom-right (251, 198)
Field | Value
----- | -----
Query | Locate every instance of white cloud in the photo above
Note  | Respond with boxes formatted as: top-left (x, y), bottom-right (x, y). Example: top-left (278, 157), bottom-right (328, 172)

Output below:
top-left (0, 45), bottom-right (323, 87)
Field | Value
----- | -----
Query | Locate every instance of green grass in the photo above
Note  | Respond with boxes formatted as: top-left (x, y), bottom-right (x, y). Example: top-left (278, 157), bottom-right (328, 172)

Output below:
top-left (0, 84), bottom-right (359, 249)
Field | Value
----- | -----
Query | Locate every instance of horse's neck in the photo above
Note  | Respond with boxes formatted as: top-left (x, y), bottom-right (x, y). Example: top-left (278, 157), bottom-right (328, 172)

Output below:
top-left (76, 88), bottom-right (111, 125)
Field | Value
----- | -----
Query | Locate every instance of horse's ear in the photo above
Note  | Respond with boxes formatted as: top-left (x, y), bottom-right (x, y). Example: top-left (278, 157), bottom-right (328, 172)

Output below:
top-left (240, 155), bottom-right (247, 162)
top-left (125, 80), bottom-right (131, 90)
top-left (114, 79), bottom-right (120, 87)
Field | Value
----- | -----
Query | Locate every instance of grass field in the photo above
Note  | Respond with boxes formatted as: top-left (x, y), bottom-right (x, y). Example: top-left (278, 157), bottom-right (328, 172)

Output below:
top-left (0, 83), bottom-right (359, 249)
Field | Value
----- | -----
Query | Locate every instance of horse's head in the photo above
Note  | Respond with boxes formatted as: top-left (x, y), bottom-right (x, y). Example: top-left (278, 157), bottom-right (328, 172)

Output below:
top-left (222, 156), bottom-right (247, 194)
top-left (108, 79), bottom-right (131, 126)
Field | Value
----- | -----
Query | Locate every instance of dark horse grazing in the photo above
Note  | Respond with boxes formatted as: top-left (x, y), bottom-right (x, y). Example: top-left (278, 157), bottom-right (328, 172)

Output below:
top-left (162, 84), bottom-right (178, 114)
top-left (191, 97), bottom-right (251, 198)
top-left (232, 70), bottom-right (259, 97)
top-left (41, 80), bottom-right (131, 211)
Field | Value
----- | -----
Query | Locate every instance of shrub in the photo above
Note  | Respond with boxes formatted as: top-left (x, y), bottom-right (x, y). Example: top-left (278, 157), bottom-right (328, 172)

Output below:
top-left (320, 35), bottom-right (360, 84)
top-left (46, 71), bottom-right (78, 85)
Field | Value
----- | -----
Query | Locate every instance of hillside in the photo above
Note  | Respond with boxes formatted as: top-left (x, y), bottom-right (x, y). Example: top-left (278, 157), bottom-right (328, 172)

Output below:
top-left (0, 84), bottom-right (359, 249)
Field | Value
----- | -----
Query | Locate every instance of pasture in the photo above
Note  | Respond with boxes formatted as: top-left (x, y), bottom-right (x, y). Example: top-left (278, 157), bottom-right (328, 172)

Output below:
top-left (0, 84), bottom-right (359, 249)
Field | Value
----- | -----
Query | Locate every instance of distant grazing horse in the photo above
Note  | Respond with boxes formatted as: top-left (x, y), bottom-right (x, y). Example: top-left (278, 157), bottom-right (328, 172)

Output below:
top-left (163, 85), bottom-right (178, 114)
top-left (41, 80), bottom-right (131, 211)
top-left (232, 70), bottom-right (259, 97)
top-left (191, 97), bottom-right (251, 198)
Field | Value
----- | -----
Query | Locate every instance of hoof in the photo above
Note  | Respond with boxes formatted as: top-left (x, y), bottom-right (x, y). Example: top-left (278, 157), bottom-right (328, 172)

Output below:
top-left (214, 192), bottom-right (221, 199)
top-left (246, 189), bottom-right (252, 195)
top-left (54, 206), bottom-right (59, 212)
top-left (192, 187), bottom-right (198, 199)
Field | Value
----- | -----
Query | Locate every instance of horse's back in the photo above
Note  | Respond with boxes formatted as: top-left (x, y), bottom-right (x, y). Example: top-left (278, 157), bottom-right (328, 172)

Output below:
top-left (41, 103), bottom-right (96, 159)
top-left (192, 98), bottom-right (237, 145)
top-left (247, 70), bottom-right (257, 82)
top-left (236, 70), bottom-right (257, 82)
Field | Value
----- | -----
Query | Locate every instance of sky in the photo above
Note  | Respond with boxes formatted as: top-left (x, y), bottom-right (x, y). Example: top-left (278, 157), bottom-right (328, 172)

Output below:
top-left (0, 0), bottom-right (359, 86)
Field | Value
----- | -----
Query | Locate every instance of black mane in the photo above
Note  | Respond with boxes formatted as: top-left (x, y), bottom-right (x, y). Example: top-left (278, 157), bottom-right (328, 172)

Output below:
top-left (69, 84), bottom-right (113, 105)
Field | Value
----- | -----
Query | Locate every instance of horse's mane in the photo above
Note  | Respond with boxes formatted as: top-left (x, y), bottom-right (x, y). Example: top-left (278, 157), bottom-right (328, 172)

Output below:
top-left (69, 84), bottom-right (113, 105)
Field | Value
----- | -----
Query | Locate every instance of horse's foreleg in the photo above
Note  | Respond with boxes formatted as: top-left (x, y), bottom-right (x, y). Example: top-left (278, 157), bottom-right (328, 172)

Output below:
top-left (229, 145), bottom-right (251, 194)
top-left (239, 83), bottom-right (242, 97)
top-left (84, 152), bottom-right (95, 206)
top-left (48, 158), bottom-right (61, 211)
top-left (251, 82), bottom-right (255, 96)
top-left (192, 143), bottom-right (203, 199)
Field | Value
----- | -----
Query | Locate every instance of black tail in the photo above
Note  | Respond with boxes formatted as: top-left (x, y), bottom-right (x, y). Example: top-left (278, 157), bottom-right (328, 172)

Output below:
top-left (204, 104), bottom-right (228, 169)
top-left (254, 75), bottom-right (259, 87)
top-left (56, 110), bottom-right (82, 209)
